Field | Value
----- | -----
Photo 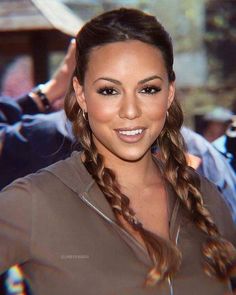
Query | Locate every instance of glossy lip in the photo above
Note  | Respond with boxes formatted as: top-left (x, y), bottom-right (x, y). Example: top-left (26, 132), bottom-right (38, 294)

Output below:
top-left (114, 126), bottom-right (146, 143)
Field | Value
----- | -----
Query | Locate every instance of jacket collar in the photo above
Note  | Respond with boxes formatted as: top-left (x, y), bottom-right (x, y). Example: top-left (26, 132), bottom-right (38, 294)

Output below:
top-left (67, 151), bottom-right (118, 222)
top-left (46, 151), bottom-right (181, 265)
top-left (46, 151), bottom-right (180, 241)
top-left (45, 151), bottom-right (118, 222)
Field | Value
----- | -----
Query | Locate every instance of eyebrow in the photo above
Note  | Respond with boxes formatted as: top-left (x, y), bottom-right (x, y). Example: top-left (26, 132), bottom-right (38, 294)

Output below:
top-left (138, 75), bottom-right (163, 84)
top-left (93, 75), bottom-right (163, 85)
top-left (93, 77), bottom-right (121, 85)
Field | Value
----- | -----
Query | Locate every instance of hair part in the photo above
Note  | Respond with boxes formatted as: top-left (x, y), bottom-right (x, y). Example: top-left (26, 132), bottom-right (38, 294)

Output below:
top-left (65, 7), bottom-right (236, 286)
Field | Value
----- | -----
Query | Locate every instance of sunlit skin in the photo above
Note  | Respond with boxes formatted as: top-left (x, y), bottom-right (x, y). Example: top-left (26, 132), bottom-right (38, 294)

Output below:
top-left (74, 40), bottom-right (174, 172)
top-left (73, 40), bottom-right (175, 241)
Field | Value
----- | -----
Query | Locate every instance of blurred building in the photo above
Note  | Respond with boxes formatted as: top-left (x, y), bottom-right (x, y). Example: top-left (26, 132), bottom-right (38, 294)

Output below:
top-left (0, 0), bottom-right (83, 88)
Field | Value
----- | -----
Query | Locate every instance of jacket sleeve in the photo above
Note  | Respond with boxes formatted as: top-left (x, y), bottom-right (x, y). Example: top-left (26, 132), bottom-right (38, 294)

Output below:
top-left (0, 101), bottom-right (73, 189)
top-left (0, 177), bottom-right (32, 274)
top-left (200, 175), bottom-right (236, 247)
top-left (0, 95), bottom-right (40, 125)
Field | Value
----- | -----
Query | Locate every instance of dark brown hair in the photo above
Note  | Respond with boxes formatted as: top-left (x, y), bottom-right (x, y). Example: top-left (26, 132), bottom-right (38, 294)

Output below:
top-left (65, 8), bottom-right (236, 286)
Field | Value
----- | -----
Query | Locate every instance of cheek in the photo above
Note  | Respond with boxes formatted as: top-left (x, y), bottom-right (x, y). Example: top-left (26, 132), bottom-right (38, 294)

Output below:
top-left (144, 99), bottom-right (168, 122)
top-left (149, 108), bottom-right (167, 121)
top-left (86, 98), bottom-right (118, 124)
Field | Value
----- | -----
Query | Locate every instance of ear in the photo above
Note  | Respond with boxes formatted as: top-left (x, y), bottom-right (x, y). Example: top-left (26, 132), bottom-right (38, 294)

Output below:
top-left (73, 77), bottom-right (87, 112)
top-left (167, 81), bottom-right (175, 109)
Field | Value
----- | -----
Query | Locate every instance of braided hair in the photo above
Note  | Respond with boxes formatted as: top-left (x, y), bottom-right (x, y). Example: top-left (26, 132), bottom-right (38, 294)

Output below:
top-left (65, 8), bottom-right (236, 286)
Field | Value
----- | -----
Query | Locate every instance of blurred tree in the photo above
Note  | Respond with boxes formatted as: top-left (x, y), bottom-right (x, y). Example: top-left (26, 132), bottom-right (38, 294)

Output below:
top-left (205, 0), bottom-right (236, 86)
top-left (140, 0), bottom-right (205, 53)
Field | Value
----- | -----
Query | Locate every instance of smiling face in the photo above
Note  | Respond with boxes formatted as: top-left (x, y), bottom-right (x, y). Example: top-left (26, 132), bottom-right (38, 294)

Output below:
top-left (73, 40), bottom-right (175, 163)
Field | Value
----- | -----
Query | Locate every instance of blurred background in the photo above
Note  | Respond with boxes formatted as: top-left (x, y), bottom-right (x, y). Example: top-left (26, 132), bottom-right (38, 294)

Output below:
top-left (0, 0), bottom-right (236, 130)
top-left (0, 1), bottom-right (236, 294)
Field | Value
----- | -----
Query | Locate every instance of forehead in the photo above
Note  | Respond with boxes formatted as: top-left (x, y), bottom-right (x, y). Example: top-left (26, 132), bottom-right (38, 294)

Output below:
top-left (85, 40), bottom-right (167, 80)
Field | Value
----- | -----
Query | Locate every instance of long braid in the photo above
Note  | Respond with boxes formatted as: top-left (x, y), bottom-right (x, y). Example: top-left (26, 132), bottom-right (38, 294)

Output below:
top-left (158, 98), bottom-right (236, 280)
top-left (65, 93), bottom-right (181, 285)
top-left (81, 126), bottom-right (182, 286)
top-left (65, 83), bottom-right (235, 284)
top-left (64, 6), bottom-right (236, 288)
top-left (83, 149), bottom-right (182, 286)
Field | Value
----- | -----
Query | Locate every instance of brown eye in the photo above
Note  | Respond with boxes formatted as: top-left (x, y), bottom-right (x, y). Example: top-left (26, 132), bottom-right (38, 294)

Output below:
top-left (139, 86), bottom-right (161, 95)
top-left (97, 87), bottom-right (118, 96)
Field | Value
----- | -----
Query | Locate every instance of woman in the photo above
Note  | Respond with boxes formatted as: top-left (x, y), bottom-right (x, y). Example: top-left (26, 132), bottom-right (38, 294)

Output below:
top-left (0, 8), bottom-right (235, 295)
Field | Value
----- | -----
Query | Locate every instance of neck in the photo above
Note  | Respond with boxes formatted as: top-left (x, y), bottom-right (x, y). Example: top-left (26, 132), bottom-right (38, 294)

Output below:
top-left (102, 151), bottom-right (161, 195)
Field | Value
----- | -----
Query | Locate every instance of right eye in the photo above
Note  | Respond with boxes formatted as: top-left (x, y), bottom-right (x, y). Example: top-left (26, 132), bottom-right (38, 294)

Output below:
top-left (97, 87), bottom-right (118, 96)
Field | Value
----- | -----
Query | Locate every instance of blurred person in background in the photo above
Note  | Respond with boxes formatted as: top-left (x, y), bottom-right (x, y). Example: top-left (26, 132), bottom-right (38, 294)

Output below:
top-left (182, 126), bottom-right (236, 223)
top-left (225, 117), bottom-right (236, 172)
top-left (202, 106), bottom-right (233, 142)
top-left (0, 39), bottom-right (76, 190)
top-left (213, 115), bottom-right (236, 173)
top-left (1, 56), bottom-right (33, 99)
top-left (211, 100), bottom-right (236, 174)
top-left (0, 39), bottom-right (76, 295)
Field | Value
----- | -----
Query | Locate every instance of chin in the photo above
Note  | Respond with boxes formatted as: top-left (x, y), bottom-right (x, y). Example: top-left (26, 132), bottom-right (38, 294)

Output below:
top-left (114, 148), bottom-right (148, 163)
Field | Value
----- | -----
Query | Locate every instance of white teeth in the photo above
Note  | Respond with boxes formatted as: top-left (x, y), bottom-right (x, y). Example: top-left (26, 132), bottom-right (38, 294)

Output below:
top-left (118, 129), bottom-right (143, 136)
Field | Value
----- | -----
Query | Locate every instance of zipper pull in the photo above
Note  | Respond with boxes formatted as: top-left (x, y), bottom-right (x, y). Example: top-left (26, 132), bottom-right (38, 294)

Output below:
top-left (168, 276), bottom-right (174, 295)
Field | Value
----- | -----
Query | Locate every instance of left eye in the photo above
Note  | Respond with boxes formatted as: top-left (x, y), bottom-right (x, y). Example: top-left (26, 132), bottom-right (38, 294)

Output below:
top-left (97, 87), bottom-right (118, 96)
top-left (139, 86), bottom-right (161, 95)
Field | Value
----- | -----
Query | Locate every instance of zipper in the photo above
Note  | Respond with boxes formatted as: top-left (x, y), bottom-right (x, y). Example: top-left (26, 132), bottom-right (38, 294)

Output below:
top-left (79, 193), bottom-right (148, 256)
top-left (175, 226), bottom-right (180, 245)
top-left (79, 193), bottom-right (114, 224)
top-left (167, 225), bottom-right (180, 295)
top-left (168, 277), bottom-right (174, 295)
top-left (80, 192), bottom-right (181, 295)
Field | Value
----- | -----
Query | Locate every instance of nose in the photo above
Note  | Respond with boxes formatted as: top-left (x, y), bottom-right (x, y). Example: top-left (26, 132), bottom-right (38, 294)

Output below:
top-left (119, 93), bottom-right (142, 120)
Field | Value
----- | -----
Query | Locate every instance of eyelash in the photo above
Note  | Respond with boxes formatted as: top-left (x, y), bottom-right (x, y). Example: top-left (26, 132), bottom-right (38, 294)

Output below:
top-left (139, 85), bottom-right (161, 95)
top-left (97, 87), bottom-right (118, 96)
top-left (96, 85), bottom-right (161, 96)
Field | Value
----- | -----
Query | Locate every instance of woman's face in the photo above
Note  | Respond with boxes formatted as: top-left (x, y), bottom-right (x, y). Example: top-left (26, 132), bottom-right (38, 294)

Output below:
top-left (73, 40), bottom-right (175, 163)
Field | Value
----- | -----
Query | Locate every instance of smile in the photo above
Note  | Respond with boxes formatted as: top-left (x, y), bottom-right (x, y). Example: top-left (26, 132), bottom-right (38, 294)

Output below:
top-left (114, 127), bottom-right (146, 143)
top-left (118, 129), bottom-right (143, 136)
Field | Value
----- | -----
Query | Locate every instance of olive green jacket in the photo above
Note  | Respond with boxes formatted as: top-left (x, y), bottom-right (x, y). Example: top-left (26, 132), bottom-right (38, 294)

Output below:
top-left (0, 151), bottom-right (235, 295)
